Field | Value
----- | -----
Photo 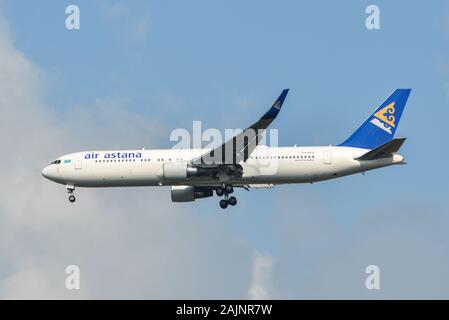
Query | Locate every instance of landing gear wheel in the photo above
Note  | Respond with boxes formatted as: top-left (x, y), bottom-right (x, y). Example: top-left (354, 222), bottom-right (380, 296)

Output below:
top-left (228, 196), bottom-right (237, 206)
top-left (225, 185), bottom-right (234, 194)
top-left (68, 195), bottom-right (76, 203)
top-left (219, 199), bottom-right (228, 209)
top-left (216, 188), bottom-right (224, 197)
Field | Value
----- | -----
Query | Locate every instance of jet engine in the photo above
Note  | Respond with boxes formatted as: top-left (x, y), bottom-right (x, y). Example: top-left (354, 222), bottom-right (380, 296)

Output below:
top-left (163, 163), bottom-right (197, 181)
top-left (171, 186), bottom-right (213, 202)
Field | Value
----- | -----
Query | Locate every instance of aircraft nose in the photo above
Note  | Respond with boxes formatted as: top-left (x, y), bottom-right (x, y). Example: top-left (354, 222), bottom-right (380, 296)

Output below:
top-left (42, 166), bottom-right (50, 179)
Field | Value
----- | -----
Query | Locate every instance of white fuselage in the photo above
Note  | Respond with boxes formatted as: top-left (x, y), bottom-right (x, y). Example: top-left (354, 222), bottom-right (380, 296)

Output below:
top-left (41, 145), bottom-right (404, 188)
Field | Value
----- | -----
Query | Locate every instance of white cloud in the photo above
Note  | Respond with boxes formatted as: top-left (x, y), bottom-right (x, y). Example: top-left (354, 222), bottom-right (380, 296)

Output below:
top-left (2, 263), bottom-right (64, 300)
top-left (248, 252), bottom-right (274, 299)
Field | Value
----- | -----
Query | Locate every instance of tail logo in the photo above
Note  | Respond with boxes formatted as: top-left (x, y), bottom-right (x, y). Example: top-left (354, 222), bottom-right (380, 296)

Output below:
top-left (273, 100), bottom-right (281, 110)
top-left (370, 102), bottom-right (396, 134)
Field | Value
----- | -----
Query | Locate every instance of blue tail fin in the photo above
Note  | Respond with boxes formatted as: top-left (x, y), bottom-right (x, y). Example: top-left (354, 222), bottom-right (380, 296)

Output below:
top-left (339, 89), bottom-right (411, 149)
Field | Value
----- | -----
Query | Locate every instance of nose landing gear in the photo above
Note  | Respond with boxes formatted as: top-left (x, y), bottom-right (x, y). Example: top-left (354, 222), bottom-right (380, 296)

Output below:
top-left (66, 185), bottom-right (76, 203)
top-left (217, 185), bottom-right (237, 209)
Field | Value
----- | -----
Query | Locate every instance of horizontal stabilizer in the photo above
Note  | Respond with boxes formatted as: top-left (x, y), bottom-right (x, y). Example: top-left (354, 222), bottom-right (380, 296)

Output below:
top-left (356, 138), bottom-right (406, 160)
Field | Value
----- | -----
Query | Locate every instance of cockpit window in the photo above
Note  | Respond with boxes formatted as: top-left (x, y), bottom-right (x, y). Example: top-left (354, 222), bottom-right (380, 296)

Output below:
top-left (50, 160), bottom-right (61, 165)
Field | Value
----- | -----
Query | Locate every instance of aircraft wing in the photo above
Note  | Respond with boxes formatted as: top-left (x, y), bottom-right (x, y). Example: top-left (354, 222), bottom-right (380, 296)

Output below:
top-left (192, 89), bottom-right (289, 167)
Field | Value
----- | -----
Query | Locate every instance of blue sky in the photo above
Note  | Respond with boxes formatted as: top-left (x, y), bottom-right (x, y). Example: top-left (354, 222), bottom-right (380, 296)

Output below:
top-left (1, 0), bottom-right (449, 298)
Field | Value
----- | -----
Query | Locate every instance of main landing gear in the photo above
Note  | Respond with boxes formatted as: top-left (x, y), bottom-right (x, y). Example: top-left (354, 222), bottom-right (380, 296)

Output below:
top-left (67, 185), bottom-right (76, 203)
top-left (217, 185), bottom-right (237, 209)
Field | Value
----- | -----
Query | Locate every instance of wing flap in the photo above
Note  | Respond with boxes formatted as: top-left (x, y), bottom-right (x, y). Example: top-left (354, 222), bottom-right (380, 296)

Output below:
top-left (244, 184), bottom-right (274, 189)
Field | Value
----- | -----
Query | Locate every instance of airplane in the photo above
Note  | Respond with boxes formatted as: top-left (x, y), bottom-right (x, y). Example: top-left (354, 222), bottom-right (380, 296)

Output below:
top-left (42, 88), bottom-right (411, 209)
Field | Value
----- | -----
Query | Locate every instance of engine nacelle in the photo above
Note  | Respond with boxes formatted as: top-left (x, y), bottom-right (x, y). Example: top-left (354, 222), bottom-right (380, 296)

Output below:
top-left (171, 186), bottom-right (213, 202)
top-left (163, 163), bottom-right (197, 181)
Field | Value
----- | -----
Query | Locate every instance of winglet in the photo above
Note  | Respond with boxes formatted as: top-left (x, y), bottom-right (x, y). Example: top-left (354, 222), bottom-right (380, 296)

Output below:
top-left (261, 89), bottom-right (289, 120)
